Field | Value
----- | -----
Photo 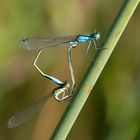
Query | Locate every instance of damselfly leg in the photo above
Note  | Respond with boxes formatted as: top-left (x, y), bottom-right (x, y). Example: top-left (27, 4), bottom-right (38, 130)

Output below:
top-left (85, 39), bottom-right (102, 61)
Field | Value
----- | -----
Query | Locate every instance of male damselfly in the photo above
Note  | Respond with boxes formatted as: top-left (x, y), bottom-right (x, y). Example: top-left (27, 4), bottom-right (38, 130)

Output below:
top-left (21, 31), bottom-right (100, 94)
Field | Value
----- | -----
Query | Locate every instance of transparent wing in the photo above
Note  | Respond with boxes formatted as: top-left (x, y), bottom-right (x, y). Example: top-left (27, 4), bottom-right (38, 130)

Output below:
top-left (8, 91), bottom-right (54, 128)
top-left (20, 36), bottom-right (76, 50)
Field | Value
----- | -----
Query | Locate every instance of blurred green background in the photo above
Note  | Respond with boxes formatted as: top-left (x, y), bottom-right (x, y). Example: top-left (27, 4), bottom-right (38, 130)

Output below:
top-left (0, 0), bottom-right (140, 140)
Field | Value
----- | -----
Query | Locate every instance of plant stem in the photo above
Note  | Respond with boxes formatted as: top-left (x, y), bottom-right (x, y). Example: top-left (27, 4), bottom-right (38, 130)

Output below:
top-left (51, 0), bottom-right (140, 139)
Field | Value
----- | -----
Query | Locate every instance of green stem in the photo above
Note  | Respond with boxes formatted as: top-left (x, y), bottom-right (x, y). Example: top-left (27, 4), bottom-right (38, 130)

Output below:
top-left (51, 0), bottom-right (140, 139)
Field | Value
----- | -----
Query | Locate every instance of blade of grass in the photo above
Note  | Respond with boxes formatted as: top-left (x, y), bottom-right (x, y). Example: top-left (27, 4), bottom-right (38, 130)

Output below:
top-left (51, 0), bottom-right (140, 139)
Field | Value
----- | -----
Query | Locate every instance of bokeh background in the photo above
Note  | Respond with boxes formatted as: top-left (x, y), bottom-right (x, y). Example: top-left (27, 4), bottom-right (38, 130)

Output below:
top-left (0, 0), bottom-right (140, 140)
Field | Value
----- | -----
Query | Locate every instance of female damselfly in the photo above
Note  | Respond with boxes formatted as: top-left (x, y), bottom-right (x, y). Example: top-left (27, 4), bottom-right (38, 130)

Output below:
top-left (8, 81), bottom-right (71, 128)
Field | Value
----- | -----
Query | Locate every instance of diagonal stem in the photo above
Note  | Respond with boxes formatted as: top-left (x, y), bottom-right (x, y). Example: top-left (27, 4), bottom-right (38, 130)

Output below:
top-left (51, 0), bottom-right (140, 139)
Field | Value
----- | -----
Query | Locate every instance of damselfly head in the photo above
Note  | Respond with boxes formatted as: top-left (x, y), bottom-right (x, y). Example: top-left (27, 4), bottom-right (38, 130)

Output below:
top-left (90, 31), bottom-right (100, 40)
top-left (94, 31), bottom-right (100, 40)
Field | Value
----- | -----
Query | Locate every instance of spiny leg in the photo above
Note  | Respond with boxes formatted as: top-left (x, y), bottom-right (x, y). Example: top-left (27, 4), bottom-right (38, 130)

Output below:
top-left (85, 40), bottom-right (103, 61)
top-left (33, 50), bottom-right (63, 85)
top-left (59, 82), bottom-right (72, 101)
top-left (85, 41), bottom-right (92, 55)
top-left (85, 41), bottom-right (95, 62)
top-left (54, 86), bottom-right (70, 101)
top-left (60, 91), bottom-right (69, 101)
top-left (67, 46), bottom-right (75, 95)
top-left (93, 39), bottom-right (98, 49)
top-left (92, 39), bottom-right (103, 49)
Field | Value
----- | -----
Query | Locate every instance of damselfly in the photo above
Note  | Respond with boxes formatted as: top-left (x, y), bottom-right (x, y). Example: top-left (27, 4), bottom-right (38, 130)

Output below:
top-left (21, 31), bottom-right (100, 50)
top-left (8, 81), bottom-right (71, 128)
top-left (21, 31), bottom-right (100, 94)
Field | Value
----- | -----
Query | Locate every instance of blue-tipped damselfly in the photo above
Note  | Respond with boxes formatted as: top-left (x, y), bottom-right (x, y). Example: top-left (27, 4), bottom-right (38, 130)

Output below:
top-left (21, 31), bottom-right (100, 94)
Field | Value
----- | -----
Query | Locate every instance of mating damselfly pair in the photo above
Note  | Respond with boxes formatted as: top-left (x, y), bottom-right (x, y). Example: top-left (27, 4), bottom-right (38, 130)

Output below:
top-left (8, 31), bottom-right (101, 128)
